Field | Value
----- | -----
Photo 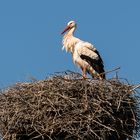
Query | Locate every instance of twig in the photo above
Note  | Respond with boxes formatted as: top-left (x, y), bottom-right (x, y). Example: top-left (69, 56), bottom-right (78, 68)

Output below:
top-left (130, 84), bottom-right (140, 92)
top-left (92, 120), bottom-right (115, 131)
top-left (101, 67), bottom-right (120, 75)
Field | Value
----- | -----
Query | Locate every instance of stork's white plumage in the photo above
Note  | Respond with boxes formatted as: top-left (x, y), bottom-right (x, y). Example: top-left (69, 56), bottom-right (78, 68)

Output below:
top-left (61, 21), bottom-right (105, 79)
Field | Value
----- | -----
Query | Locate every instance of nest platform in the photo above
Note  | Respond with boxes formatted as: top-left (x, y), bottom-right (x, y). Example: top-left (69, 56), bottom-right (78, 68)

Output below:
top-left (0, 71), bottom-right (139, 140)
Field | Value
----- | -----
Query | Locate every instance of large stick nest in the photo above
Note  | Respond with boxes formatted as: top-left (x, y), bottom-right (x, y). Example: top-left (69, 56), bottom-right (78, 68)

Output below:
top-left (0, 71), bottom-right (139, 140)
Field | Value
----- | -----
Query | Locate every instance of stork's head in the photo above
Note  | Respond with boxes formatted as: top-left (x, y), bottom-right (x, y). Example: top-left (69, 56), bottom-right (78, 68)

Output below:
top-left (61, 20), bottom-right (77, 35)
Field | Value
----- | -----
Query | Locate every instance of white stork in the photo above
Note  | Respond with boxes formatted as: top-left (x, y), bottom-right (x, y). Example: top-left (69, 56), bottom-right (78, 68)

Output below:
top-left (61, 20), bottom-right (105, 79)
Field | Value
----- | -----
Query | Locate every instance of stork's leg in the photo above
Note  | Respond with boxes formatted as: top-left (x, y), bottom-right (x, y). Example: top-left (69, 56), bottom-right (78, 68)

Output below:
top-left (91, 71), bottom-right (102, 80)
top-left (89, 66), bottom-right (102, 80)
top-left (96, 73), bottom-right (102, 80)
top-left (82, 66), bottom-right (87, 79)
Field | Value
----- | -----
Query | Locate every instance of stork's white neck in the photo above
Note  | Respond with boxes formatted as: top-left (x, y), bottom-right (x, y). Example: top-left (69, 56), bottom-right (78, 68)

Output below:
top-left (62, 26), bottom-right (80, 53)
top-left (66, 27), bottom-right (76, 36)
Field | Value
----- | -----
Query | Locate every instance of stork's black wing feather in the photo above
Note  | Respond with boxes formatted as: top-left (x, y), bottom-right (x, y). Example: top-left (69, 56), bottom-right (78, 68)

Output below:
top-left (80, 50), bottom-right (105, 79)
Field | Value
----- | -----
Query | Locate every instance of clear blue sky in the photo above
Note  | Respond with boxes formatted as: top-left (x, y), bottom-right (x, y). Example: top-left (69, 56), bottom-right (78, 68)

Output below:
top-left (0, 0), bottom-right (140, 88)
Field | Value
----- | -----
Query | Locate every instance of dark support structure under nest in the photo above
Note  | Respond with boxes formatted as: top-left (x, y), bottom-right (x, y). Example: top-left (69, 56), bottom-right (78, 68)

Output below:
top-left (0, 71), bottom-right (139, 140)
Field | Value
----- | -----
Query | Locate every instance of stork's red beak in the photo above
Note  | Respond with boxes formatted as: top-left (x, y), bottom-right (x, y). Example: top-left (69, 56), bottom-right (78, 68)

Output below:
top-left (61, 25), bottom-right (70, 35)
